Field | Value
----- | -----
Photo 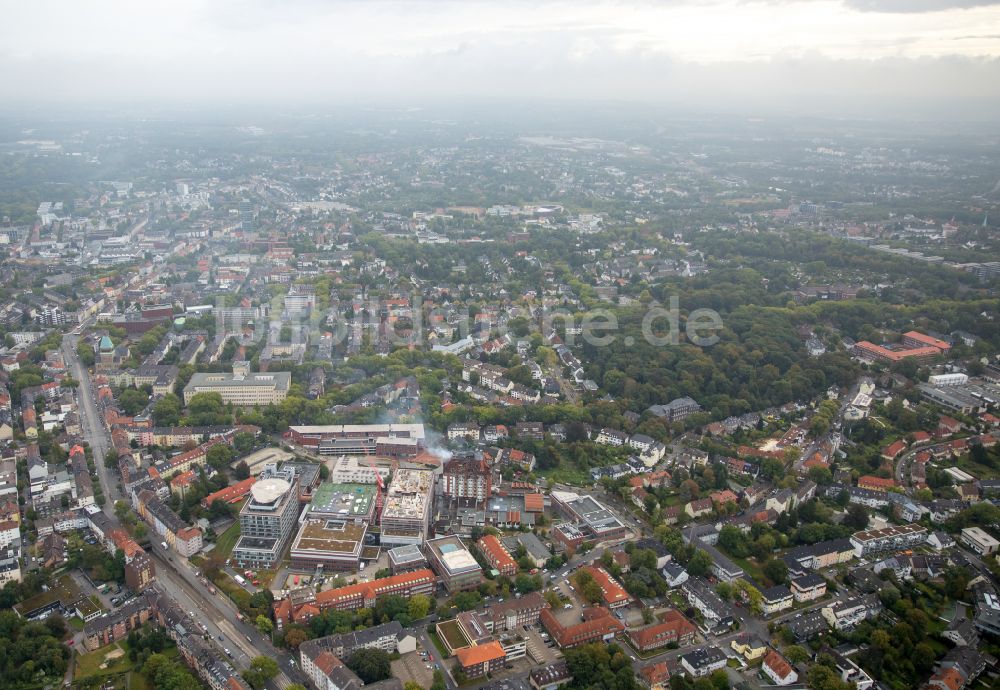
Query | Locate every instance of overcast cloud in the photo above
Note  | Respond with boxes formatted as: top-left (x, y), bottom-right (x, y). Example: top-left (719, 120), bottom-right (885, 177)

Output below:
top-left (2, 0), bottom-right (999, 118)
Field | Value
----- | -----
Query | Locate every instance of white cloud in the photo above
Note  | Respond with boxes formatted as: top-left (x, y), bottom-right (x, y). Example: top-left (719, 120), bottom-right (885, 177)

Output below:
top-left (0, 0), bottom-right (998, 116)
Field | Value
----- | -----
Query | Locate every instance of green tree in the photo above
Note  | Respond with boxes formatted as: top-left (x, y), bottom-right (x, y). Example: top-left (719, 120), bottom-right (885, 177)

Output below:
top-left (763, 558), bottom-right (788, 585)
top-left (152, 394), bottom-right (182, 426)
top-left (233, 431), bottom-right (256, 454)
top-left (243, 656), bottom-right (279, 690)
top-left (843, 504), bottom-right (869, 531)
top-left (206, 444), bottom-right (235, 471)
top-left (346, 648), bottom-right (391, 684)
top-left (407, 593), bottom-right (431, 620)
top-left (255, 615), bottom-right (273, 635)
top-left (687, 549), bottom-right (713, 578)
top-left (118, 388), bottom-right (149, 416)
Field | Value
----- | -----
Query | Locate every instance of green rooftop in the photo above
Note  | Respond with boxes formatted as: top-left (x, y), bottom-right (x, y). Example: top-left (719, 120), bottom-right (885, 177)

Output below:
top-left (15, 574), bottom-right (82, 617)
top-left (309, 482), bottom-right (377, 518)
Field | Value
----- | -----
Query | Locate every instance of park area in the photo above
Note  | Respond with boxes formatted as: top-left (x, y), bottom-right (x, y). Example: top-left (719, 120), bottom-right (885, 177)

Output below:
top-left (74, 640), bottom-right (179, 690)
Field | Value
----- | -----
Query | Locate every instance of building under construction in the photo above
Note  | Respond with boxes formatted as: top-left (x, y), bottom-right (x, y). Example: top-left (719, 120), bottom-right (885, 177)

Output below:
top-left (380, 468), bottom-right (434, 548)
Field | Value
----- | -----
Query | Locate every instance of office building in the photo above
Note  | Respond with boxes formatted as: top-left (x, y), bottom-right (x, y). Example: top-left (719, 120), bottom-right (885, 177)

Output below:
top-left (387, 544), bottom-right (428, 574)
top-left (425, 535), bottom-right (482, 592)
top-left (286, 424), bottom-right (425, 458)
top-left (233, 465), bottom-right (301, 568)
top-left (183, 363), bottom-right (290, 406)
top-left (961, 527), bottom-right (1000, 556)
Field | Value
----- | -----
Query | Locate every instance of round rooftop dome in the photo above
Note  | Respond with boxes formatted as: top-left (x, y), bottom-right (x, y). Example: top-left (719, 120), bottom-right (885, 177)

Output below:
top-left (251, 478), bottom-right (291, 504)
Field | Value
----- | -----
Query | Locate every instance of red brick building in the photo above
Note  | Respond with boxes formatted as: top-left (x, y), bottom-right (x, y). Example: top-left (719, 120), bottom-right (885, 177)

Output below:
top-left (539, 607), bottom-right (624, 648)
top-left (478, 535), bottom-right (517, 576)
top-left (626, 610), bottom-right (697, 652)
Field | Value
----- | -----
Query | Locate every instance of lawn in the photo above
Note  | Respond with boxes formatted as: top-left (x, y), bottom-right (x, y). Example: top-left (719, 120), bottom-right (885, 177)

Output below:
top-left (129, 670), bottom-right (153, 690)
top-left (729, 555), bottom-right (768, 585)
top-left (67, 615), bottom-right (86, 631)
top-left (427, 627), bottom-right (451, 658)
top-left (954, 454), bottom-right (1000, 480)
top-left (210, 570), bottom-right (252, 610)
top-left (74, 642), bottom-right (132, 680)
top-left (537, 465), bottom-right (591, 486)
top-left (214, 521), bottom-right (241, 560)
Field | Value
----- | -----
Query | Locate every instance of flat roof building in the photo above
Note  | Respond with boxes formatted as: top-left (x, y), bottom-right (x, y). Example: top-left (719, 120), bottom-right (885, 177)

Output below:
top-left (290, 518), bottom-right (367, 571)
top-left (233, 465), bottom-right (301, 568)
top-left (308, 482), bottom-right (377, 522)
top-left (387, 544), bottom-right (428, 574)
top-left (425, 535), bottom-right (482, 592)
top-left (325, 455), bottom-right (391, 485)
top-left (183, 368), bottom-right (290, 406)
top-left (286, 424), bottom-right (425, 458)
top-left (850, 523), bottom-right (927, 558)
top-left (550, 491), bottom-right (629, 542)
top-left (381, 469), bottom-right (434, 547)
top-left (961, 527), bottom-right (1000, 556)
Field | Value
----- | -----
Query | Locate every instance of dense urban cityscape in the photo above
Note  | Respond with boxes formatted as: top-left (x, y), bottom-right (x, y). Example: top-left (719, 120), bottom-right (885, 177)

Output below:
top-left (3, 3), bottom-right (1000, 690)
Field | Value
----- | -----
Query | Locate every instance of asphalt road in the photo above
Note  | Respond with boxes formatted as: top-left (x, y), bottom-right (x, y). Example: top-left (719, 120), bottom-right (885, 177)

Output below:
top-left (64, 332), bottom-right (304, 690)
top-left (62, 334), bottom-right (117, 505)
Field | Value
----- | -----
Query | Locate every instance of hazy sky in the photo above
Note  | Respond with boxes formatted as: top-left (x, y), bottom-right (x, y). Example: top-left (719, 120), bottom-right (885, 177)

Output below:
top-left (3, 0), bottom-right (1000, 118)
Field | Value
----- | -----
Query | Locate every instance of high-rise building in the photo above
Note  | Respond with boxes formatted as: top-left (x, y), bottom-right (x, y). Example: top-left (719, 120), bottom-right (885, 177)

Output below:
top-left (238, 199), bottom-right (255, 231)
top-left (233, 465), bottom-right (301, 568)
top-left (441, 454), bottom-right (491, 504)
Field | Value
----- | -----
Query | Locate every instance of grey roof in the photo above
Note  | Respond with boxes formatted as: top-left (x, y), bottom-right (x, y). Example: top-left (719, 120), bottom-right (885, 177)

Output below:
top-left (300, 621), bottom-right (405, 662)
top-left (680, 646), bottom-right (726, 669)
top-left (786, 610), bottom-right (828, 640)
top-left (761, 585), bottom-right (792, 602)
top-left (791, 573), bottom-right (826, 589)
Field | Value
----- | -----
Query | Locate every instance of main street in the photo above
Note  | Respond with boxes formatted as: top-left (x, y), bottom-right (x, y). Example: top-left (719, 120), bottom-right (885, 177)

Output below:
top-left (62, 334), bottom-right (117, 505)
top-left (64, 332), bottom-right (304, 690)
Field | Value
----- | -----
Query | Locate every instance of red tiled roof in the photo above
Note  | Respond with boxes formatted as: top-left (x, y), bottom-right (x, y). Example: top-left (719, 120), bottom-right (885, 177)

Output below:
top-left (478, 535), bottom-right (517, 572)
top-left (177, 526), bottom-right (201, 541)
top-left (930, 667), bottom-right (964, 690)
top-left (455, 641), bottom-right (506, 668)
top-left (939, 415), bottom-right (961, 429)
top-left (628, 610), bottom-right (696, 649)
top-left (313, 568), bottom-right (436, 610)
top-left (858, 475), bottom-right (895, 490)
top-left (903, 331), bottom-right (950, 350)
top-left (882, 440), bottom-right (907, 458)
top-left (640, 662), bottom-right (670, 686)
top-left (202, 477), bottom-right (256, 507)
top-left (764, 650), bottom-right (794, 681)
top-left (523, 493), bottom-right (544, 512)
top-left (540, 606), bottom-right (624, 647)
top-left (583, 566), bottom-right (629, 606)
top-left (710, 489), bottom-right (738, 505)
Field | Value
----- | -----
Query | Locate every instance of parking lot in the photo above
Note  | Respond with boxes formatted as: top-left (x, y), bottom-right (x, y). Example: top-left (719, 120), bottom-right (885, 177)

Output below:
top-left (521, 627), bottom-right (559, 664)
top-left (391, 646), bottom-right (437, 688)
